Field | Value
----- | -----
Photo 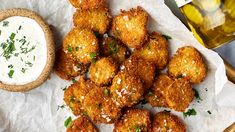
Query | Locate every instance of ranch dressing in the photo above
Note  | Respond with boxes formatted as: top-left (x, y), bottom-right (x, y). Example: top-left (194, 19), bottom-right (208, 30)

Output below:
top-left (0, 16), bottom-right (47, 85)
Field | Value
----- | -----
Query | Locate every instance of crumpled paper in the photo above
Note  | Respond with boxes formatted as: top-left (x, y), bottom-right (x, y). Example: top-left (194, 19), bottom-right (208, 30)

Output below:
top-left (0, 0), bottom-right (235, 131)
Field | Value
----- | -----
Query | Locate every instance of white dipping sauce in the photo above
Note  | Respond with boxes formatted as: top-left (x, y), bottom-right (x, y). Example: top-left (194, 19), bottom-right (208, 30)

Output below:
top-left (0, 16), bottom-right (47, 85)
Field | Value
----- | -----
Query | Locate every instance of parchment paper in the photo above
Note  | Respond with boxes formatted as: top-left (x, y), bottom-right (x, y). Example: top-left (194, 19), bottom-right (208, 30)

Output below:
top-left (0, 0), bottom-right (235, 132)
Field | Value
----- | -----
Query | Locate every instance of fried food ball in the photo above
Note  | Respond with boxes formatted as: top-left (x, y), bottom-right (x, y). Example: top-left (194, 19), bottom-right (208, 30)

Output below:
top-left (63, 28), bottom-right (99, 64)
top-left (83, 87), bottom-right (121, 124)
top-left (69, 0), bottom-right (105, 9)
top-left (73, 7), bottom-right (111, 34)
top-left (121, 56), bottom-right (156, 92)
top-left (145, 74), bottom-right (194, 112)
top-left (152, 111), bottom-right (186, 132)
top-left (134, 32), bottom-right (169, 69)
top-left (67, 116), bottom-right (97, 132)
top-left (110, 72), bottom-right (144, 107)
top-left (64, 77), bottom-right (96, 115)
top-left (89, 57), bottom-right (118, 86)
top-left (54, 48), bottom-right (88, 80)
top-left (168, 46), bottom-right (207, 84)
top-left (112, 6), bottom-right (148, 49)
top-left (100, 35), bottom-right (130, 64)
top-left (114, 108), bottom-right (151, 132)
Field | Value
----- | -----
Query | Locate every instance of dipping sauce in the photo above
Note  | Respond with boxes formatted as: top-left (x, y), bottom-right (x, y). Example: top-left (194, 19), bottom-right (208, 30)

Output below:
top-left (0, 16), bottom-right (47, 85)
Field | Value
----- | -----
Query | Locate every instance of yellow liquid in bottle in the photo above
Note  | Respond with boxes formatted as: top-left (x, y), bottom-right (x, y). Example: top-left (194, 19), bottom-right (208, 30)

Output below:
top-left (179, 0), bottom-right (235, 49)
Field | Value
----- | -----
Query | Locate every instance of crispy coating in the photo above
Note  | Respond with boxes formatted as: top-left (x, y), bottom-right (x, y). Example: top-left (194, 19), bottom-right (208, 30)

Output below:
top-left (112, 6), bottom-right (148, 49)
top-left (134, 32), bottom-right (169, 69)
top-left (54, 49), bottom-right (88, 80)
top-left (121, 56), bottom-right (156, 92)
top-left (89, 57), bottom-right (118, 86)
top-left (63, 28), bottom-right (99, 64)
top-left (67, 116), bottom-right (97, 132)
top-left (110, 72), bottom-right (144, 107)
top-left (168, 46), bottom-right (207, 84)
top-left (73, 7), bottom-right (111, 34)
top-left (69, 0), bottom-right (106, 9)
top-left (146, 74), bottom-right (194, 112)
top-left (114, 109), bottom-right (151, 132)
top-left (100, 35), bottom-right (130, 64)
top-left (152, 111), bottom-right (186, 132)
top-left (64, 77), bottom-right (96, 115)
top-left (83, 87), bottom-right (121, 124)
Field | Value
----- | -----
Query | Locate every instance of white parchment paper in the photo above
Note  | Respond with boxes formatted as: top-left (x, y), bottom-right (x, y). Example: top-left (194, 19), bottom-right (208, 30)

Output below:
top-left (0, 0), bottom-right (235, 131)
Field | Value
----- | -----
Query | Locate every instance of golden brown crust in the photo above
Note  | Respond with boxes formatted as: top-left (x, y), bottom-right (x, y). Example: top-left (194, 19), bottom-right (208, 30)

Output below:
top-left (152, 111), bottom-right (186, 132)
top-left (114, 108), bottom-right (151, 132)
top-left (112, 6), bottom-right (148, 49)
top-left (66, 116), bottom-right (97, 132)
top-left (54, 48), bottom-right (88, 80)
top-left (110, 72), bottom-right (144, 107)
top-left (63, 28), bottom-right (99, 64)
top-left (69, 0), bottom-right (106, 9)
top-left (0, 8), bottom-right (55, 92)
top-left (83, 87), bottom-right (121, 124)
top-left (134, 32), bottom-right (169, 69)
top-left (89, 57), bottom-right (118, 86)
top-left (168, 46), bottom-right (207, 84)
top-left (73, 7), bottom-right (111, 34)
top-left (121, 56), bottom-right (156, 92)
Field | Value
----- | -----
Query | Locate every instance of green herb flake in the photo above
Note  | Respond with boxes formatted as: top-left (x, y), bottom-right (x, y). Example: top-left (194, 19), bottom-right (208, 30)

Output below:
top-left (9, 33), bottom-right (16, 41)
top-left (8, 64), bottom-right (13, 69)
top-left (62, 86), bottom-right (67, 91)
top-left (183, 108), bottom-right (197, 117)
top-left (207, 110), bottom-right (212, 114)
top-left (108, 40), bottom-right (119, 54)
top-left (8, 70), bottom-right (14, 78)
top-left (72, 78), bottom-right (77, 83)
top-left (162, 34), bottom-right (172, 40)
top-left (94, 31), bottom-right (99, 38)
top-left (3, 21), bottom-right (9, 27)
top-left (0, 30), bottom-right (1, 36)
top-left (193, 88), bottom-right (202, 101)
top-left (89, 52), bottom-right (97, 59)
top-left (18, 25), bottom-right (22, 30)
top-left (68, 47), bottom-right (72, 53)
top-left (136, 127), bottom-right (141, 132)
top-left (25, 61), bottom-right (33, 67)
top-left (104, 88), bottom-right (110, 96)
top-left (82, 111), bottom-right (88, 115)
top-left (64, 116), bottom-right (72, 128)
top-left (57, 105), bottom-right (65, 111)
top-left (21, 68), bottom-right (27, 73)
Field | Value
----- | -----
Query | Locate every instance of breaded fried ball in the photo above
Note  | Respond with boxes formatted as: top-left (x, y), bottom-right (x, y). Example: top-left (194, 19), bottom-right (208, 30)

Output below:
top-left (64, 77), bottom-right (95, 115)
top-left (73, 7), bottom-right (111, 34)
top-left (110, 72), bottom-right (144, 107)
top-left (89, 57), bottom-right (118, 86)
top-left (112, 6), bottom-right (148, 49)
top-left (63, 28), bottom-right (99, 64)
top-left (152, 111), bottom-right (186, 132)
top-left (100, 35), bottom-right (130, 64)
top-left (121, 56), bottom-right (156, 92)
top-left (114, 109), bottom-right (151, 132)
top-left (66, 116), bottom-right (97, 132)
top-left (69, 0), bottom-right (105, 9)
top-left (168, 46), bottom-right (207, 84)
top-left (55, 49), bottom-right (88, 80)
top-left (134, 32), bottom-right (169, 69)
top-left (83, 87), bottom-right (121, 124)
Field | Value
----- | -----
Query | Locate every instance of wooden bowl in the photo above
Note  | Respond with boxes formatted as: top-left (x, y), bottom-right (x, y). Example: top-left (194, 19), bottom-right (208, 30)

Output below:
top-left (0, 8), bottom-right (55, 92)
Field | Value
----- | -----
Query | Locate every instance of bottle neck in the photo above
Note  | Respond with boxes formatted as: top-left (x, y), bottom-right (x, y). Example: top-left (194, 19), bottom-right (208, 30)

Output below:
top-left (175, 0), bottom-right (192, 7)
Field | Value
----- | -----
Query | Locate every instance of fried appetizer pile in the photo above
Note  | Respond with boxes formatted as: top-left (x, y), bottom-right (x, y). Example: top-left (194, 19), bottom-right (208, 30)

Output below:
top-left (83, 87), bottom-right (121, 123)
top-left (100, 35), bottom-right (130, 64)
top-left (63, 28), bottom-right (99, 64)
top-left (110, 72), bottom-right (144, 107)
top-left (134, 32), bottom-right (169, 69)
top-left (112, 6), bottom-right (148, 48)
top-left (55, 49), bottom-right (87, 80)
top-left (168, 46), bottom-right (207, 84)
top-left (64, 77), bottom-right (96, 115)
top-left (66, 116), bottom-right (97, 132)
top-left (152, 111), bottom-right (186, 132)
top-left (89, 57), bottom-right (118, 86)
top-left (145, 74), bottom-right (194, 112)
top-left (73, 7), bottom-right (111, 34)
top-left (69, 0), bottom-right (105, 9)
top-left (114, 109), bottom-right (151, 132)
top-left (121, 56), bottom-right (156, 91)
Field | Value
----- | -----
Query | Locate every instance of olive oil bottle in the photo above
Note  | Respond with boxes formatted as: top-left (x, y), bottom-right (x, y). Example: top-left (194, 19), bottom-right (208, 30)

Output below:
top-left (175, 0), bottom-right (235, 49)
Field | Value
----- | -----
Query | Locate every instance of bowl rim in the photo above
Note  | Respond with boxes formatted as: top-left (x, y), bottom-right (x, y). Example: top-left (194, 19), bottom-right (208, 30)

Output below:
top-left (0, 8), bottom-right (55, 92)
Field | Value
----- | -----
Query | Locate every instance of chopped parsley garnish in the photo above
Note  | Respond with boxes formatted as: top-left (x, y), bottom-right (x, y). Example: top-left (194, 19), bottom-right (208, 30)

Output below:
top-left (193, 88), bottom-right (202, 101)
top-left (8, 70), bottom-right (14, 78)
top-left (0, 33), bottom-right (17, 60)
top-left (104, 88), bottom-right (110, 96)
top-left (72, 78), bottom-right (77, 83)
top-left (183, 108), bottom-right (197, 117)
top-left (94, 31), bottom-right (99, 38)
top-left (21, 68), bottom-right (27, 73)
top-left (3, 21), bottom-right (9, 27)
top-left (75, 47), bottom-right (79, 51)
top-left (68, 47), bottom-right (73, 53)
top-left (9, 33), bottom-right (16, 41)
top-left (57, 105), bottom-right (65, 111)
top-left (82, 111), bottom-right (88, 115)
top-left (162, 34), bottom-right (172, 40)
top-left (18, 25), bottom-right (22, 30)
top-left (108, 40), bottom-right (119, 54)
top-left (89, 52), bottom-right (97, 59)
top-left (0, 30), bottom-right (1, 36)
top-left (207, 110), bottom-right (211, 114)
top-left (69, 96), bottom-right (75, 102)
top-left (64, 116), bottom-right (72, 128)
top-left (8, 64), bottom-right (13, 68)
top-left (135, 127), bottom-right (141, 132)
top-left (25, 61), bottom-right (33, 67)
top-left (62, 86), bottom-right (67, 91)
